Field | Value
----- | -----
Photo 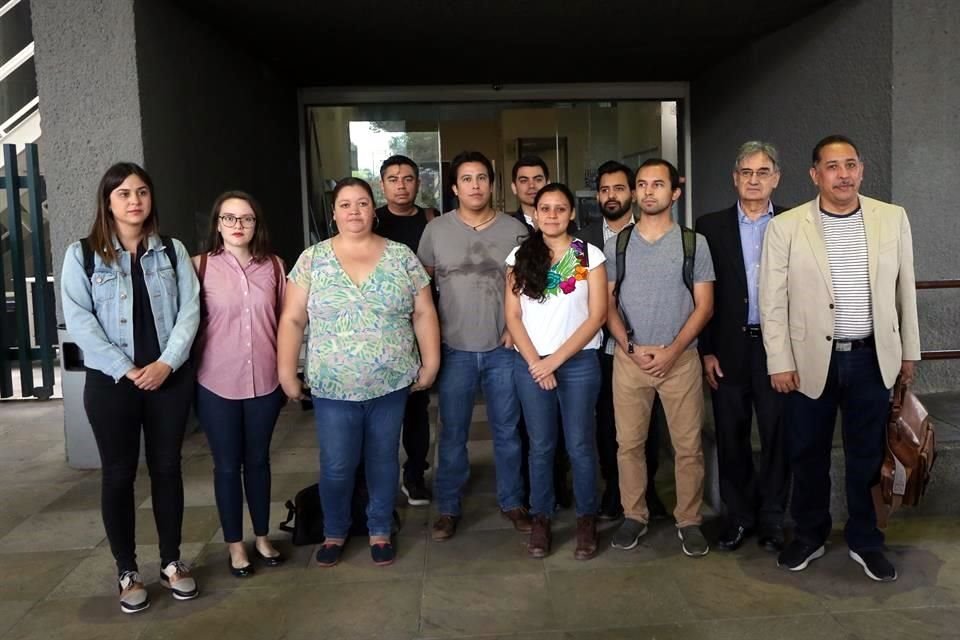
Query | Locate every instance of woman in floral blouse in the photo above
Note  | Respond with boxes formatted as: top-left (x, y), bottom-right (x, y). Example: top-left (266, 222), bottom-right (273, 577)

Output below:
top-left (277, 177), bottom-right (440, 568)
top-left (504, 183), bottom-right (607, 561)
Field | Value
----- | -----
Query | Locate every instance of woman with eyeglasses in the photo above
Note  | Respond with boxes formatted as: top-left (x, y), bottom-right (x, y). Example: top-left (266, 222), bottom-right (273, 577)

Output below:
top-left (60, 162), bottom-right (200, 613)
top-left (192, 191), bottom-right (287, 578)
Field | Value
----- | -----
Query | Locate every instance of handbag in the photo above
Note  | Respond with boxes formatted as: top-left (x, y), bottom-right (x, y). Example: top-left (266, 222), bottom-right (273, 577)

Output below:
top-left (873, 377), bottom-right (937, 528)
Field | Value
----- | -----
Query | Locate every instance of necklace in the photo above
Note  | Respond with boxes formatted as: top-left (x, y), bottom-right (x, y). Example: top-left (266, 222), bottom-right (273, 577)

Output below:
top-left (460, 211), bottom-right (496, 231)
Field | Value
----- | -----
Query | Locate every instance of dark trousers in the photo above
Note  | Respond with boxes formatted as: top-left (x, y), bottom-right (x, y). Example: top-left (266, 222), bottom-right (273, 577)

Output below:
top-left (83, 364), bottom-right (194, 574)
top-left (711, 336), bottom-right (787, 530)
top-left (401, 389), bottom-right (431, 481)
top-left (786, 346), bottom-right (890, 552)
top-left (195, 384), bottom-right (285, 543)
top-left (598, 352), bottom-right (662, 500)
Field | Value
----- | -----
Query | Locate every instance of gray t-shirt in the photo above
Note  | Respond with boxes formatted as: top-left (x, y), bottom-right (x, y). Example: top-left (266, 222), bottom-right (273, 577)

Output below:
top-left (418, 211), bottom-right (528, 352)
top-left (603, 224), bottom-right (715, 349)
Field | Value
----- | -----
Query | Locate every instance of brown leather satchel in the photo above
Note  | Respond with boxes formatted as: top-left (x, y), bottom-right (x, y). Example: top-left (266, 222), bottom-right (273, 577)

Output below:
top-left (873, 378), bottom-right (937, 528)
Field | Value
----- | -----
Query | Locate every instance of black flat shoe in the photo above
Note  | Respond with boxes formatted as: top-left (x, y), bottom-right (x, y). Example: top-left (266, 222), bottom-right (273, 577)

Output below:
top-left (255, 547), bottom-right (286, 567)
top-left (717, 525), bottom-right (754, 551)
top-left (228, 557), bottom-right (255, 578)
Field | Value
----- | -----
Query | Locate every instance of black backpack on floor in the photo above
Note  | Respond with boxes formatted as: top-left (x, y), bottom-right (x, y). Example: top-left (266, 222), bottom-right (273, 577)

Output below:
top-left (279, 473), bottom-right (402, 546)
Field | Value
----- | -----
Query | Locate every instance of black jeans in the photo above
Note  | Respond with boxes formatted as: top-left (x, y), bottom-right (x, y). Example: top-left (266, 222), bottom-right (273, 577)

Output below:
top-left (83, 363), bottom-right (194, 574)
top-left (401, 389), bottom-right (431, 481)
top-left (195, 384), bottom-right (285, 543)
top-left (598, 352), bottom-right (662, 500)
top-left (711, 336), bottom-right (787, 530)
top-left (786, 346), bottom-right (890, 552)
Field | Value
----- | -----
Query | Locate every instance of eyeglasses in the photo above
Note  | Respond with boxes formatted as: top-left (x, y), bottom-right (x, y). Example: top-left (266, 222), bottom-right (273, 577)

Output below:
top-left (220, 215), bottom-right (257, 228)
top-left (737, 168), bottom-right (776, 180)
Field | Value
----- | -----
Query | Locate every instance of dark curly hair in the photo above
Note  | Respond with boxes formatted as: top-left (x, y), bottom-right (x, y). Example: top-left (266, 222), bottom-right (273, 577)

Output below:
top-left (511, 183), bottom-right (575, 301)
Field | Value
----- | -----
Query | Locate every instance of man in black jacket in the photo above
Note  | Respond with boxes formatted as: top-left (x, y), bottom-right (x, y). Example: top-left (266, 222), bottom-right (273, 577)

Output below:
top-left (579, 160), bottom-right (669, 521)
top-left (695, 141), bottom-right (789, 552)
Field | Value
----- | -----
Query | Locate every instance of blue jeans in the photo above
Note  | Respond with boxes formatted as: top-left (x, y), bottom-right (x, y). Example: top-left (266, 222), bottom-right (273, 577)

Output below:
top-left (312, 387), bottom-right (409, 538)
top-left (515, 350), bottom-right (600, 517)
top-left (786, 347), bottom-right (890, 552)
top-left (196, 384), bottom-right (285, 543)
top-left (435, 345), bottom-right (523, 516)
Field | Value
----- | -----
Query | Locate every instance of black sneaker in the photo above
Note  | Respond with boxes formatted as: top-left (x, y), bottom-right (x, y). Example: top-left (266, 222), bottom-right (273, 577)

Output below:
top-left (401, 476), bottom-right (431, 507)
top-left (611, 518), bottom-right (648, 550)
top-left (777, 540), bottom-right (825, 572)
top-left (849, 549), bottom-right (897, 582)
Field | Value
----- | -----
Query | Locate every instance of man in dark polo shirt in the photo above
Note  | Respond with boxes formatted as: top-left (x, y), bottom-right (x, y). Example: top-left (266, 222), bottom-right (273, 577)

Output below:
top-left (375, 154), bottom-right (437, 506)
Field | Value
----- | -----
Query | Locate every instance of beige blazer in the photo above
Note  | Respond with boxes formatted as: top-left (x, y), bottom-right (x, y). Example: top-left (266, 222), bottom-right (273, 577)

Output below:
top-left (759, 195), bottom-right (921, 399)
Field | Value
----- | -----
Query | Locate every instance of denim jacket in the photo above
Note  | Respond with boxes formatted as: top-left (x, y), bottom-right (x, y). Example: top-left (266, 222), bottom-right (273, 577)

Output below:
top-left (61, 233), bottom-right (200, 381)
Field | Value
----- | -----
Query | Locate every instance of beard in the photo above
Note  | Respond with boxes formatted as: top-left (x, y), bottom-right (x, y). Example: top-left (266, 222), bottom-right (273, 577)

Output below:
top-left (600, 199), bottom-right (632, 221)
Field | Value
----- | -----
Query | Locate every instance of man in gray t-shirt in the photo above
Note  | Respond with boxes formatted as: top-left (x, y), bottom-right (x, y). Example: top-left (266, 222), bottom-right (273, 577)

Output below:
top-left (418, 212), bottom-right (527, 352)
top-left (603, 224), bottom-right (715, 348)
top-left (604, 159), bottom-right (715, 558)
top-left (416, 151), bottom-right (531, 542)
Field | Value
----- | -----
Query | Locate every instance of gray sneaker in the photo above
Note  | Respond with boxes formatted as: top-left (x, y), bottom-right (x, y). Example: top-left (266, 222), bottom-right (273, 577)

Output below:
top-left (118, 571), bottom-right (149, 614)
top-left (611, 518), bottom-right (648, 550)
top-left (160, 561), bottom-right (198, 600)
top-left (678, 525), bottom-right (710, 557)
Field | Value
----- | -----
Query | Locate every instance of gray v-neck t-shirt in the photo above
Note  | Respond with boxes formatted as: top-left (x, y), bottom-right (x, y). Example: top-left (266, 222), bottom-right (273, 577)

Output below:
top-left (603, 223), bottom-right (714, 349)
top-left (418, 211), bottom-right (528, 352)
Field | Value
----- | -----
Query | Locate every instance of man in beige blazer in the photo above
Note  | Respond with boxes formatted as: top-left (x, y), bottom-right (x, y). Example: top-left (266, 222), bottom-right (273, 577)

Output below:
top-left (759, 134), bottom-right (920, 583)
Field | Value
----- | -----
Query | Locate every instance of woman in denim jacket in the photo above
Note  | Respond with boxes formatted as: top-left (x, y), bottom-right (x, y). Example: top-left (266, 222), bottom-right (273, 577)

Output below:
top-left (61, 162), bottom-right (200, 614)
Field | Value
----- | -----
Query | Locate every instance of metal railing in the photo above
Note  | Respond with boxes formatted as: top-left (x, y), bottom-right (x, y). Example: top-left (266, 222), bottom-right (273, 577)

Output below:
top-left (0, 143), bottom-right (54, 399)
top-left (917, 280), bottom-right (960, 361)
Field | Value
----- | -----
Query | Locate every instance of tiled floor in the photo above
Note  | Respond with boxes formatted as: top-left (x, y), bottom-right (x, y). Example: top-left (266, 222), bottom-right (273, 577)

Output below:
top-left (1, 398), bottom-right (959, 639)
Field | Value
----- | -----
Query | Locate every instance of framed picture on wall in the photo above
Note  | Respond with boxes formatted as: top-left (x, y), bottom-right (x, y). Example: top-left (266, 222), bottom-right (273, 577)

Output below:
top-left (517, 137), bottom-right (568, 185)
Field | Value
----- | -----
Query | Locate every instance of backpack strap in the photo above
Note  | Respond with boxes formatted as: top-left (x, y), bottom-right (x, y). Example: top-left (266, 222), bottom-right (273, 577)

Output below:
top-left (80, 238), bottom-right (95, 280)
top-left (270, 254), bottom-right (283, 320)
top-left (158, 235), bottom-right (178, 277)
top-left (612, 224), bottom-right (636, 349)
top-left (197, 252), bottom-right (208, 283)
top-left (680, 226), bottom-right (696, 298)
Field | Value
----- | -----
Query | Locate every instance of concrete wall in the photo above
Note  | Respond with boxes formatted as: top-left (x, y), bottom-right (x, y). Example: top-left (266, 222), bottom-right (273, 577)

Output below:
top-left (32, 0), bottom-right (303, 313)
top-left (690, 0), bottom-right (893, 214)
top-left (134, 0), bottom-right (302, 265)
top-left (31, 0), bottom-right (145, 298)
top-left (891, 0), bottom-right (960, 391)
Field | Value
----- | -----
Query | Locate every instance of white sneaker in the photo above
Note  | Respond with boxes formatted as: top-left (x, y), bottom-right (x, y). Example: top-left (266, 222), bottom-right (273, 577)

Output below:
top-left (118, 571), bottom-right (150, 614)
top-left (160, 561), bottom-right (198, 600)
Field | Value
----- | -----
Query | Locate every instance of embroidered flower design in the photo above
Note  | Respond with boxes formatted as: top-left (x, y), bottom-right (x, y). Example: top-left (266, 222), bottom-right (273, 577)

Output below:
top-left (543, 240), bottom-right (590, 297)
top-left (545, 269), bottom-right (562, 291)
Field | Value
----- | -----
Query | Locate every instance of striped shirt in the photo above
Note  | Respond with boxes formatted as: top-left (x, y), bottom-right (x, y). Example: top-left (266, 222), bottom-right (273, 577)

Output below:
top-left (820, 208), bottom-right (873, 339)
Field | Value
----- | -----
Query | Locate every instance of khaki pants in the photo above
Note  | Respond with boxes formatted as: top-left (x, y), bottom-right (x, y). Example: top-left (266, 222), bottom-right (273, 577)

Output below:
top-left (613, 347), bottom-right (705, 527)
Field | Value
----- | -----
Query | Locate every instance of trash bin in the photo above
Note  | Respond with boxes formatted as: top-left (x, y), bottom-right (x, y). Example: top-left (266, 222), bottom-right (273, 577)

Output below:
top-left (59, 325), bottom-right (102, 469)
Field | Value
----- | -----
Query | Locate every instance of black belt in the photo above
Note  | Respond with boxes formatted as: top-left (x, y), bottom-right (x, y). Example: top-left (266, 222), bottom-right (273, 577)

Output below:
top-left (744, 325), bottom-right (762, 338)
top-left (834, 335), bottom-right (874, 352)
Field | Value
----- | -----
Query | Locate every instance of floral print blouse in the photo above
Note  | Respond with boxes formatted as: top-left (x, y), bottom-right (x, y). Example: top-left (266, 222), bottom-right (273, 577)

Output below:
top-left (288, 239), bottom-right (431, 401)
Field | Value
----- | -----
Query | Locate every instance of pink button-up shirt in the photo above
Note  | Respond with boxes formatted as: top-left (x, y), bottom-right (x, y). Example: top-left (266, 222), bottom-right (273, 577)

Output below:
top-left (196, 252), bottom-right (285, 399)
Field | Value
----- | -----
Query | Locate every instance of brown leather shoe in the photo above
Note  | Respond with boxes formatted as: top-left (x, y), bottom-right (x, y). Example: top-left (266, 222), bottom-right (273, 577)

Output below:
top-left (431, 515), bottom-right (459, 541)
top-left (501, 507), bottom-right (533, 533)
top-left (574, 515), bottom-right (598, 561)
top-left (527, 515), bottom-right (551, 558)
